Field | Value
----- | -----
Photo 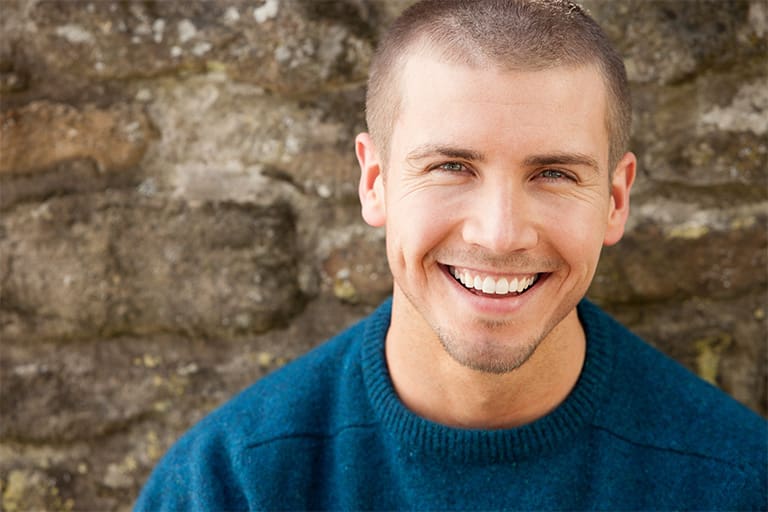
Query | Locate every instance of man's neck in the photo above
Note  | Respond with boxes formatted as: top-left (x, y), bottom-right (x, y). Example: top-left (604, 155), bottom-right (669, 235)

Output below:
top-left (384, 297), bottom-right (586, 430)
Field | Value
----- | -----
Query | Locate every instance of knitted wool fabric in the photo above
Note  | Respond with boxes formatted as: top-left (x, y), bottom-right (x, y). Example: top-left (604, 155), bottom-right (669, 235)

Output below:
top-left (135, 299), bottom-right (768, 511)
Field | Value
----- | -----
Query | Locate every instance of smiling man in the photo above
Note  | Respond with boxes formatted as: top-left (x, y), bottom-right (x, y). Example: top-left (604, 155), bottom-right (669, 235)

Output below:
top-left (356, 56), bottom-right (631, 430)
top-left (136, 1), bottom-right (767, 510)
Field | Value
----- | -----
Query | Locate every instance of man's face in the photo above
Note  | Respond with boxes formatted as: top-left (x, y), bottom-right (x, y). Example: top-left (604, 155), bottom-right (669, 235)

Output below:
top-left (357, 52), bottom-right (634, 373)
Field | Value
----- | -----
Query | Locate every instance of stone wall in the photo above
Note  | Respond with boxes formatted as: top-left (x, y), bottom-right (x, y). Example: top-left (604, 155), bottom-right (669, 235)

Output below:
top-left (0, 0), bottom-right (765, 510)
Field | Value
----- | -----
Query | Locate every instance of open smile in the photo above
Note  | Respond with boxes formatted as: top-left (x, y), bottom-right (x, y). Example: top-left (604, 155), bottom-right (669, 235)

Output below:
top-left (442, 264), bottom-right (543, 298)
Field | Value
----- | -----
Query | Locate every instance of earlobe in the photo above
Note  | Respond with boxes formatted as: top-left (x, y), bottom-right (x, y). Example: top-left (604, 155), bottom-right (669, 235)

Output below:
top-left (356, 132), bottom-right (386, 227)
top-left (603, 152), bottom-right (636, 246)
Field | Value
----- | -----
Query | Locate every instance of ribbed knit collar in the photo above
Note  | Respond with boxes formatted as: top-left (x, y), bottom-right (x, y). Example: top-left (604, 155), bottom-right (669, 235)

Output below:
top-left (361, 298), bottom-right (615, 463)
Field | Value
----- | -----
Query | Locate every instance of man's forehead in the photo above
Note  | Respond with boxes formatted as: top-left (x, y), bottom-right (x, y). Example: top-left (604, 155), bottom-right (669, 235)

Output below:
top-left (397, 48), bottom-right (607, 105)
top-left (396, 54), bottom-right (607, 121)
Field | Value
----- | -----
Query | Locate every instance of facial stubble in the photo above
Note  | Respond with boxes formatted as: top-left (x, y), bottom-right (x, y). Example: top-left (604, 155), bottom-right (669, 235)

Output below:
top-left (434, 318), bottom-right (544, 375)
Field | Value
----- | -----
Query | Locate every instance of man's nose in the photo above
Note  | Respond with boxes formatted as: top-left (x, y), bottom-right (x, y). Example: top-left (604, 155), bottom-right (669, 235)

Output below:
top-left (461, 182), bottom-right (539, 254)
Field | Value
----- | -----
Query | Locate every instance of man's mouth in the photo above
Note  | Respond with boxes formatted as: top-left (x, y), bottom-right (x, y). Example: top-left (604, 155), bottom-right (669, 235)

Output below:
top-left (444, 265), bottom-right (542, 297)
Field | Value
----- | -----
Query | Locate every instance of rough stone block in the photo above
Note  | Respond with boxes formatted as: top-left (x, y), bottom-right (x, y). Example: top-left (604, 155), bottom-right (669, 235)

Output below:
top-left (320, 224), bottom-right (390, 305)
top-left (0, 100), bottom-right (151, 176)
top-left (592, 206), bottom-right (767, 302)
top-left (0, 101), bottom-right (153, 209)
top-left (0, 191), bottom-right (304, 342)
top-left (0, 468), bottom-right (74, 512)
top-left (632, 73), bottom-right (767, 192)
top-left (585, 0), bottom-right (766, 85)
top-left (0, 197), bottom-right (112, 340)
top-left (142, 76), bottom-right (364, 203)
top-left (10, 0), bottom-right (375, 98)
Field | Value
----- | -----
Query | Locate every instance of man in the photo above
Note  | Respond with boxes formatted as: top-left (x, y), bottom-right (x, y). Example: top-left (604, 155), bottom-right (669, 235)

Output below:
top-left (136, 0), bottom-right (767, 510)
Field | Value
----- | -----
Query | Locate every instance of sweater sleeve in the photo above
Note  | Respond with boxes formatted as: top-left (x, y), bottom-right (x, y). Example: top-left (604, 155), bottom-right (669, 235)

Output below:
top-left (134, 426), bottom-right (250, 512)
top-left (737, 458), bottom-right (768, 511)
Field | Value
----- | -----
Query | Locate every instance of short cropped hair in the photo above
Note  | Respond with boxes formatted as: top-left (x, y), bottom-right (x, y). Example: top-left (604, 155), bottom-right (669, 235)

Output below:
top-left (366, 0), bottom-right (631, 170)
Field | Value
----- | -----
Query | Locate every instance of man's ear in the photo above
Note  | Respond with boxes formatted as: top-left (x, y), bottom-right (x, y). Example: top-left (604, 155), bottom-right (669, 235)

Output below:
top-left (356, 132), bottom-right (386, 227)
top-left (604, 152), bottom-right (636, 246)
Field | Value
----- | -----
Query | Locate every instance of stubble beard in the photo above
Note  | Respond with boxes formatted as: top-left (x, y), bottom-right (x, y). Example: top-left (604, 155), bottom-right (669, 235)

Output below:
top-left (423, 249), bottom-right (567, 373)
top-left (434, 318), bottom-right (544, 374)
top-left (392, 247), bottom-right (575, 375)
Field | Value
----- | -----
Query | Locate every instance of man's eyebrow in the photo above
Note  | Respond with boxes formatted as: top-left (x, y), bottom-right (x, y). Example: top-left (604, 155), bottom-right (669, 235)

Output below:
top-left (524, 152), bottom-right (601, 172)
top-left (406, 144), bottom-right (486, 163)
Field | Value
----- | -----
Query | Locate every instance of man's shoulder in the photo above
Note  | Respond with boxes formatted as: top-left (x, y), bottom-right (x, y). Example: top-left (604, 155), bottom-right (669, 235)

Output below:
top-left (591, 304), bottom-right (767, 478)
top-left (134, 315), bottom-right (375, 511)
top-left (192, 315), bottom-right (370, 447)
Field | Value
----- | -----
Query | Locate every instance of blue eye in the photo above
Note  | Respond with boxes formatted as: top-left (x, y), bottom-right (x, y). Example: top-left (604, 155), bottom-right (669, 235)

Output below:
top-left (438, 162), bottom-right (466, 172)
top-left (539, 169), bottom-right (574, 181)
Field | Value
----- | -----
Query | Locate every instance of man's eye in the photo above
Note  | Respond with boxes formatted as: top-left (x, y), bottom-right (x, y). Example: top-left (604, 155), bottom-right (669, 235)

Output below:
top-left (437, 162), bottom-right (466, 172)
top-left (539, 169), bottom-right (573, 181)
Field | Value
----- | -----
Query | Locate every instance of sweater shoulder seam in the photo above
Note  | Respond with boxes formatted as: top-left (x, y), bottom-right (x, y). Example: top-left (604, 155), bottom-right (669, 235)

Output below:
top-left (591, 424), bottom-right (758, 475)
top-left (242, 421), bottom-right (380, 451)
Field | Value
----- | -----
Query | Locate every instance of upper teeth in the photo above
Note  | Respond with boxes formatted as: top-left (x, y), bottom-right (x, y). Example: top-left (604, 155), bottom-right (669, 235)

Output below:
top-left (450, 267), bottom-right (537, 295)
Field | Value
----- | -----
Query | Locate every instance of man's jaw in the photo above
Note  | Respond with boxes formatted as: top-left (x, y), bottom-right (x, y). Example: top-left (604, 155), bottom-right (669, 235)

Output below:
top-left (441, 264), bottom-right (544, 298)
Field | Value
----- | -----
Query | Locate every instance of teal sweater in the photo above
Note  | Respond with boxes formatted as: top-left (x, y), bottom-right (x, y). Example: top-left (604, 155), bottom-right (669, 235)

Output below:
top-left (135, 299), bottom-right (767, 511)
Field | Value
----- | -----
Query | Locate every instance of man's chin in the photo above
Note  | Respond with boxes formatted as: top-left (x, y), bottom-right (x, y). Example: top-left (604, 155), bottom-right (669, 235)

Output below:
top-left (435, 328), bottom-right (542, 375)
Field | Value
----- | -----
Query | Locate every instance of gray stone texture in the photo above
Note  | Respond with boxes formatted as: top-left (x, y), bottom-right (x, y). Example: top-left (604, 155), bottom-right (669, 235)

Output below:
top-left (0, 0), bottom-right (765, 509)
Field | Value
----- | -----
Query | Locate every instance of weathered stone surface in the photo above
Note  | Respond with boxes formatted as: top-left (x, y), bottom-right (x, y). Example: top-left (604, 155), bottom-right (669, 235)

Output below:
top-left (0, 100), bottom-right (152, 176)
top-left (0, 191), bottom-right (304, 342)
top-left (2, 337), bottom-right (214, 444)
top-left (585, 0), bottom-right (767, 85)
top-left (3, 0), bottom-right (376, 102)
top-left (631, 71), bottom-right (768, 193)
top-left (0, 197), bottom-right (112, 341)
top-left (0, 158), bottom-right (137, 211)
top-left (140, 74), bottom-right (365, 202)
top-left (0, 1), bottom-right (765, 510)
top-left (591, 203), bottom-right (767, 302)
top-left (0, 100), bottom-right (154, 210)
top-left (0, 467), bottom-right (75, 512)
top-left (0, 297), bottom-right (368, 443)
top-left (320, 223), bottom-right (390, 305)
